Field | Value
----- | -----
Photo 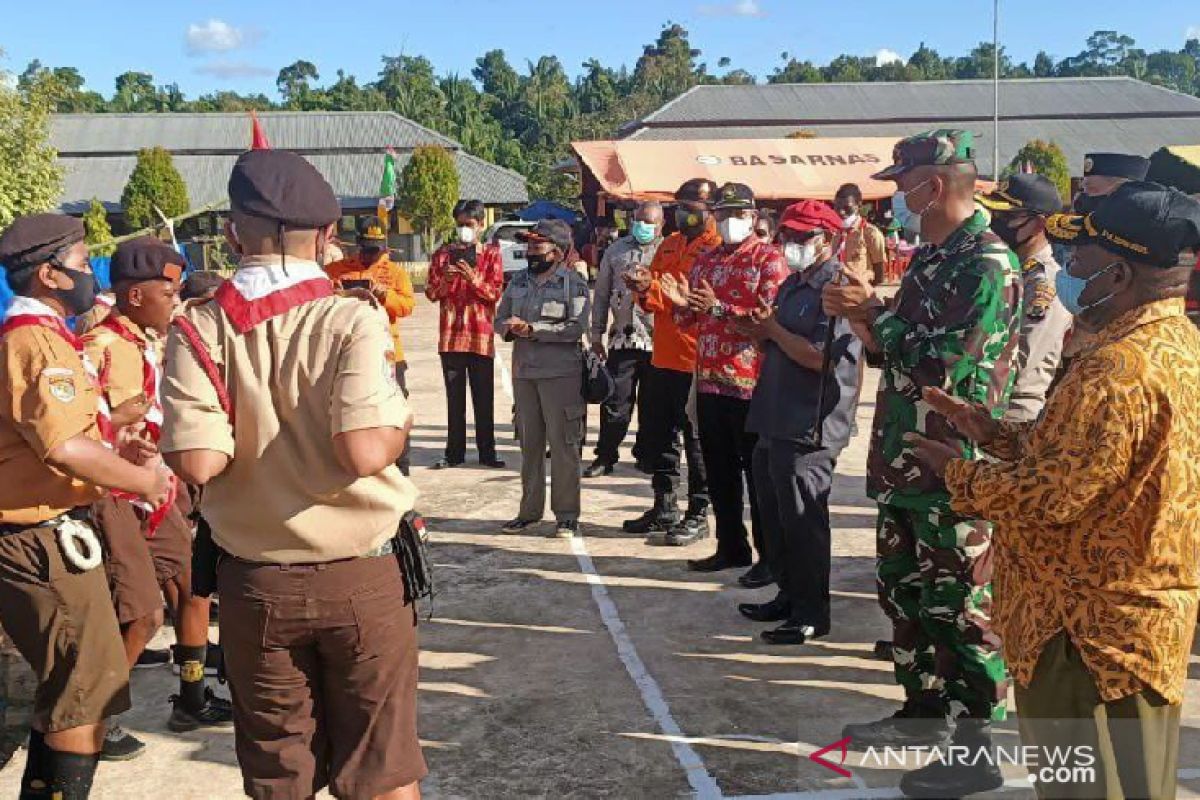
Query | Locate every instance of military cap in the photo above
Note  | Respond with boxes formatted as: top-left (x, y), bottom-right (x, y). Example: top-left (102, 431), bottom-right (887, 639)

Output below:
top-left (227, 150), bottom-right (341, 228)
top-left (873, 129), bottom-right (976, 180)
top-left (0, 213), bottom-right (86, 273)
top-left (977, 174), bottom-right (1064, 216)
top-left (1083, 152), bottom-right (1150, 181)
top-left (713, 182), bottom-right (756, 210)
top-left (1046, 180), bottom-right (1200, 268)
top-left (110, 237), bottom-right (186, 284)
top-left (517, 219), bottom-right (574, 253)
top-left (779, 200), bottom-right (842, 236)
top-left (357, 215), bottom-right (388, 244)
top-left (674, 179), bottom-right (718, 205)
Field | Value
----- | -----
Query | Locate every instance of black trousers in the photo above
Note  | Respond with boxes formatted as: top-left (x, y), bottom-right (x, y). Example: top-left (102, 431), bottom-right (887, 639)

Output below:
top-left (439, 352), bottom-right (497, 463)
top-left (753, 441), bottom-right (836, 628)
top-left (696, 393), bottom-right (761, 559)
top-left (594, 349), bottom-right (651, 466)
top-left (635, 365), bottom-right (708, 507)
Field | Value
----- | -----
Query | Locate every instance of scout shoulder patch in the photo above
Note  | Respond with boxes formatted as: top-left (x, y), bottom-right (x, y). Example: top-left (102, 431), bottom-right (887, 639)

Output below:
top-left (1023, 261), bottom-right (1056, 320)
top-left (43, 368), bottom-right (77, 403)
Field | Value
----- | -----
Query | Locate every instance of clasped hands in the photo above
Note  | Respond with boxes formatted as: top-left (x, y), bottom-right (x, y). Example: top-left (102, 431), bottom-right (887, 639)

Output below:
top-left (904, 387), bottom-right (1001, 476)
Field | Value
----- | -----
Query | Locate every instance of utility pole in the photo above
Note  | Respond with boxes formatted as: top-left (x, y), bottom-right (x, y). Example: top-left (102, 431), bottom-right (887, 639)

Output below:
top-left (993, 0), bottom-right (1001, 179)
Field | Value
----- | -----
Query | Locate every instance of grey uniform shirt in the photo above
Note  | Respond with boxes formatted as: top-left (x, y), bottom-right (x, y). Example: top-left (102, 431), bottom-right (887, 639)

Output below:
top-left (1007, 244), bottom-right (1072, 422)
top-left (590, 235), bottom-right (659, 351)
top-left (497, 266), bottom-right (591, 380)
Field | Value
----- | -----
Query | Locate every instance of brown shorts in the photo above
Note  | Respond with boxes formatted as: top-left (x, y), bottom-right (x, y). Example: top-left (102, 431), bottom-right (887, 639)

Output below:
top-left (0, 523), bottom-right (131, 731)
top-left (95, 494), bottom-right (193, 624)
top-left (218, 553), bottom-right (426, 800)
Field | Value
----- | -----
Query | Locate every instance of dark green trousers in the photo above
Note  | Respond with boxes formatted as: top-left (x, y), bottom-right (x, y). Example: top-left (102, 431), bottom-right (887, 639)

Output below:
top-left (1014, 632), bottom-right (1180, 800)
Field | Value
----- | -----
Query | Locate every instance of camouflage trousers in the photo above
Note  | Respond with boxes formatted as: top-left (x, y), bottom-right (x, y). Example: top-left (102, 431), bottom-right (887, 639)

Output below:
top-left (876, 503), bottom-right (1008, 721)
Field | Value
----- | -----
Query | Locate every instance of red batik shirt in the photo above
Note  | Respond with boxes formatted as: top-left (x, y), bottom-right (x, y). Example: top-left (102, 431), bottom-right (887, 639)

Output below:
top-left (675, 237), bottom-right (788, 400)
top-left (425, 242), bottom-right (504, 358)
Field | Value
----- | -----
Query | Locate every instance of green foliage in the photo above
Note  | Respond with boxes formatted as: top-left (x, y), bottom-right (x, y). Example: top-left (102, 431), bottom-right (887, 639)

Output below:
top-left (82, 198), bottom-right (115, 256)
top-left (120, 147), bottom-right (190, 231)
top-left (398, 146), bottom-right (459, 247)
top-left (1003, 140), bottom-right (1071, 203)
top-left (0, 75), bottom-right (63, 229)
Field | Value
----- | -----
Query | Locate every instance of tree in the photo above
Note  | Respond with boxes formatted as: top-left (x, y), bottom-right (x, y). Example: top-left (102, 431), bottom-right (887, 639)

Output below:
top-left (277, 60), bottom-right (319, 107)
top-left (1033, 51), bottom-right (1056, 78)
top-left (632, 23), bottom-right (704, 101)
top-left (1004, 140), bottom-right (1071, 204)
top-left (769, 57), bottom-right (824, 84)
top-left (398, 146), bottom-right (458, 248)
top-left (0, 76), bottom-right (63, 229)
top-left (82, 198), bottom-right (115, 256)
top-left (377, 55), bottom-right (446, 129)
top-left (120, 147), bottom-right (190, 231)
top-left (907, 43), bottom-right (949, 80)
top-left (473, 50), bottom-right (521, 104)
top-left (111, 71), bottom-right (158, 112)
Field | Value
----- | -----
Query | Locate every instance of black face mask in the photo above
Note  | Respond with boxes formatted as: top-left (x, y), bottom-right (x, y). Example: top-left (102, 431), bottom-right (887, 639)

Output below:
top-left (675, 208), bottom-right (707, 237)
top-left (53, 267), bottom-right (98, 317)
top-left (990, 216), bottom-right (1032, 250)
top-left (526, 253), bottom-right (556, 274)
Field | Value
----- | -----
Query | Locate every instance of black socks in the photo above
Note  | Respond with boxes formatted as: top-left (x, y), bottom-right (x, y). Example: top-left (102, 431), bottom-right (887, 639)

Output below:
top-left (175, 644), bottom-right (208, 711)
top-left (20, 732), bottom-right (99, 800)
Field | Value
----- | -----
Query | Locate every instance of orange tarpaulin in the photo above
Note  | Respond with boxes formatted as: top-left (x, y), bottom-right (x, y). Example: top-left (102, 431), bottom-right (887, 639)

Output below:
top-left (573, 137), bottom-right (904, 202)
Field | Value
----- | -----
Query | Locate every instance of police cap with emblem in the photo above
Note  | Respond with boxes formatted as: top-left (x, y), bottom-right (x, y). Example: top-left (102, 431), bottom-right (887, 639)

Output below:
top-left (674, 179), bottom-right (718, 206)
top-left (1083, 153), bottom-right (1150, 181)
top-left (872, 129), bottom-right (975, 180)
top-left (357, 215), bottom-right (388, 245)
top-left (516, 219), bottom-right (574, 253)
top-left (110, 237), bottom-right (187, 284)
top-left (1046, 180), bottom-right (1200, 268)
top-left (227, 150), bottom-right (341, 228)
top-left (0, 214), bottom-right (86, 275)
top-left (713, 182), bottom-right (756, 211)
top-left (977, 174), bottom-right (1064, 216)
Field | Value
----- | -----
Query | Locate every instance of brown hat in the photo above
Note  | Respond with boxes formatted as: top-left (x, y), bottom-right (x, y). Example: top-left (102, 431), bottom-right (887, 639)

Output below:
top-left (0, 214), bottom-right (86, 273)
top-left (227, 150), bottom-right (341, 228)
top-left (111, 237), bottom-right (187, 284)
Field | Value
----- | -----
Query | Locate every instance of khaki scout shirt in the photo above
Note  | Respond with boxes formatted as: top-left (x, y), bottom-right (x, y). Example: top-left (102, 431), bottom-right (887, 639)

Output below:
top-left (82, 314), bottom-right (156, 409)
top-left (160, 262), bottom-right (416, 564)
top-left (0, 299), bottom-right (104, 524)
top-left (841, 218), bottom-right (887, 283)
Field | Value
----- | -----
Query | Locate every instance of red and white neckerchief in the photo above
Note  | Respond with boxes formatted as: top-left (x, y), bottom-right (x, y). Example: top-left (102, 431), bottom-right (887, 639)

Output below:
top-left (215, 257), bottom-right (333, 333)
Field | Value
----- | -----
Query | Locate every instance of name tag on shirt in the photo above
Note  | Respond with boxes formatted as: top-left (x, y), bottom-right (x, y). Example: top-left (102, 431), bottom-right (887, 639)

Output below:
top-left (541, 300), bottom-right (566, 319)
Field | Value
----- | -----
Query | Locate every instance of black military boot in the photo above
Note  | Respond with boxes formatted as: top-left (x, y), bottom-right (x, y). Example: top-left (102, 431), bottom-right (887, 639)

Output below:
top-left (899, 719), bottom-right (1003, 798)
top-left (841, 695), bottom-right (951, 748)
top-left (622, 492), bottom-right (680, 534)
top-left (654, 501), bottom-right (709, 546)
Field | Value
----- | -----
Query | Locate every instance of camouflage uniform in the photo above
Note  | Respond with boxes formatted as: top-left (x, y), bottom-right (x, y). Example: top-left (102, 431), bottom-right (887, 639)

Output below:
top-left (867, 131), bottom-right (1023, 722)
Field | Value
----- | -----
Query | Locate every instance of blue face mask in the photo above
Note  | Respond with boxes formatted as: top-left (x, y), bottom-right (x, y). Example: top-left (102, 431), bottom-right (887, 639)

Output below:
top-left (891, 179), bottom-right (931, 236)
top-left (1055, 258), bottom-right (1121, 316)
top-left (631, 220), bottom-right (658, 245)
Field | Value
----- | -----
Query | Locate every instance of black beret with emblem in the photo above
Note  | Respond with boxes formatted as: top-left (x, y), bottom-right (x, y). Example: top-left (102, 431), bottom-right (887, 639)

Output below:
top-left (228, 150), bottom-right (341, 228)
top-left (1083, 153), bottom-right (1150, 181)
top-left (111, 237), bottom-right (187, 284)
top-left (977, 174), bottom-right (1064, 216)
top-left (713, 182), bottom-right (756, 211)
top-left (1046, 180), bottom-right (1200, 268)
top-left (0, 213), bottom-right (86, 273)
top-left (516, 219), bottom-right (574, 253)
top-left (674, 179), bottom-right (718, 205)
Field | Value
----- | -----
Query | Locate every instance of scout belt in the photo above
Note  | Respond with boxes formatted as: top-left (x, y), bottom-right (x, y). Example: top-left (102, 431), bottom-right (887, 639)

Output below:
top-left (0, 509), bottom-right (102, 572)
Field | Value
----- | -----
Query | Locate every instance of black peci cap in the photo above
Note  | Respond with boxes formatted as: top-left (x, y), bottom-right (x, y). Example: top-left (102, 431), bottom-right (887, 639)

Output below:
top-left (674, 179), bottom-right (718, 205)
top-left (977, 174), bottom-right (1064, 216)
top-left (517, 219), bottom-right (574, 253)
top-left (0, 214), bottom-right (86, 273)
top-left (110, 237), bottom-right (187, 284)
top-left (227, 150), bottom-right (341, 228)
top-left (1046, 180), bottom-right (1200, 268)
top-left (1083, 153), bottom-right (1150, 181)
top-left (713, 182), bottom-right (756, 211)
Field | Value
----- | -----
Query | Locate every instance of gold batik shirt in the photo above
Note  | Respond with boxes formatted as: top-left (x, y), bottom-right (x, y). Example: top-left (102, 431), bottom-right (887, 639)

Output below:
top-left (944, 299), bottom-right (1200, 704)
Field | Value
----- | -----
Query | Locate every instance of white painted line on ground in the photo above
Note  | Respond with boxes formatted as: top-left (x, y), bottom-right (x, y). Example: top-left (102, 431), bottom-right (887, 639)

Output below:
top-left (726, 777), bottom-right (1033, 800)
top-left (570, 536), bottom-right (723, 800)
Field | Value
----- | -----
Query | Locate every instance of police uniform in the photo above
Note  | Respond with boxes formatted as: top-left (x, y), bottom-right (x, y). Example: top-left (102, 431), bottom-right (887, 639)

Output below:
top-left (0, 215), bottom-right (130, 793)
top-left (159, 150), bottom-right (425, 799)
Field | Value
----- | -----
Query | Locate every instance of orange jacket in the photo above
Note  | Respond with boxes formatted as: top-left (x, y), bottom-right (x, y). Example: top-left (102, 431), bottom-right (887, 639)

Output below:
top-left (325, 254), bottom-right (415, 363)
top-left (638, 220), bottom-right (722, 373)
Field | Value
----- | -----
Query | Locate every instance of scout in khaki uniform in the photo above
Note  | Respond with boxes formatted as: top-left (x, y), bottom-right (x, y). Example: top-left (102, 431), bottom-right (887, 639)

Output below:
top-left (0, 214), bottom-right (171, 799)
top-left (160, 150), bottom-right (425, 800)
top-left (83, 238), bottom-right (232, 755)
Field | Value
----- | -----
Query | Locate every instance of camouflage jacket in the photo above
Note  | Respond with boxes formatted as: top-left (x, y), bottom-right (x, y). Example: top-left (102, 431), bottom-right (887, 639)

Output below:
top-left (867, 209), bottom-right (1023, 509)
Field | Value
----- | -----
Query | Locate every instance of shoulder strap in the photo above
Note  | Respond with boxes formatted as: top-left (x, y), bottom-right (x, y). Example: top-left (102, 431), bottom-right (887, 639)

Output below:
top-left (172, 315), bottom-right (235, 425)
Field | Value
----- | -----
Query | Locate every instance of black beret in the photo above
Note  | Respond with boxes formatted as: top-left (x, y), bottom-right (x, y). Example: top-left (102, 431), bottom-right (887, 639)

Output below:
top-left (1083, 153), bottom-right (1150, 181)
top-left (228, 150), bottom-right (341, 228)
top-left (0, 214), bottom-right (86, 273)
top-left (111, 237), bottom-right (187, 284)
top-left (713, 182), bottom-right (756, 210)
top-left (181, 270), bottom-right (225, 301)
top-left (978, 173), bottom-right (1064, 216)
top-left (517, 219), bottom-right (573, 253)
top-left (675, 179), bottom-right (718, 205)
top-left (1046, 180), bottom-right (1200, 268)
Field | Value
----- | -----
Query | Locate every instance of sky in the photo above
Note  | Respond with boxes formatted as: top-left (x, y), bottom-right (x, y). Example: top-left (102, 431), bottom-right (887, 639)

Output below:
top-left (2, 0), bottom-right (1198, 99)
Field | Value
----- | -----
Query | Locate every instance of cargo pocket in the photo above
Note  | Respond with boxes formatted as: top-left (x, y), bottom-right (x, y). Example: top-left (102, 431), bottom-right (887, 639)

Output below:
top-left (349, 578), bottom-right (407, 660)
top-left (564, 404), bottom-right (586, 447)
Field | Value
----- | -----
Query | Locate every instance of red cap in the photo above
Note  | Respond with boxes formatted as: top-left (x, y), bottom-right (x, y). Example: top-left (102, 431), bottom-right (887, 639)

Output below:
top-left (779, 200), bottom-right (842, 236)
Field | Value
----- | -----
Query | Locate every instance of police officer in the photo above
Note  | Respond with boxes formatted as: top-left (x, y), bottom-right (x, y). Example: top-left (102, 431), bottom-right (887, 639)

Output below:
top-left (1074, 152), bottom-right (1151, 213)
top-left (496, 219), bottom-right (590, 538)
top-left (0, 214), bottom-right (170, 799)
top-left (977, 174), bottom-right (1072, 421)
top-left (160, 150), bottom-right (425, 799)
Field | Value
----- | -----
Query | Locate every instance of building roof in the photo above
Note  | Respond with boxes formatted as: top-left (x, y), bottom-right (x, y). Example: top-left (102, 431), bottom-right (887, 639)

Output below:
top-left (52, 112), bottom-right (528, 212)
top-left (621, 78), bottom-right (1200, 177)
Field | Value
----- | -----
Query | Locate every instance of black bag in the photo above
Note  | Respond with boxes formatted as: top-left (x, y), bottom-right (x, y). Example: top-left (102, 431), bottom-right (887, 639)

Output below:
top-left (394, 510), bottom-right (434, 616)
top-left (582, 350), bottom-right (615, 405)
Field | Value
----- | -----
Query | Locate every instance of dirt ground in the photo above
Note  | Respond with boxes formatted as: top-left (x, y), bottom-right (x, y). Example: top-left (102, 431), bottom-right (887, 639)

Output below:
top-left (4, 296), bottom-right (1200, 799)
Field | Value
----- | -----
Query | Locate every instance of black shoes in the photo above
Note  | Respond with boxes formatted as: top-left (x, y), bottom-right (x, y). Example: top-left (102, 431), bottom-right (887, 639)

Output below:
top-left (480, 457), bottom-right (506, 468)
top-left (433, 458), bottom-right (463, 470)
top-left (898, 721), bottom-right (1003, 798)
top-left (760, 621), bottom-right (830, 645)
top-left (501, 518), bottom-right (540, 534)
top-left (655, 504), bottom-right (710, 546)
top-left (167, 689), bottom-right (235, 733)
top-left (738, 596), bottom-right (791, 622)
top-left (737, 561), bottom-right (774, 589)
top-left (873, 639), bottom-right (895, 662)
top-left (623, 493), bottom-right (680, 534)
top-left (842, 699), bottom-right (952, 748)
top-left (688, 550), bottom-right (753, 572)
top-left (100, 724), bottom-right (145, 761)
top-left (551, 520), bottom-right (580, 538)
top-left (583, 459), bottom-right (614, 478)
top-left (134, 647), bottom-right (171, 668)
